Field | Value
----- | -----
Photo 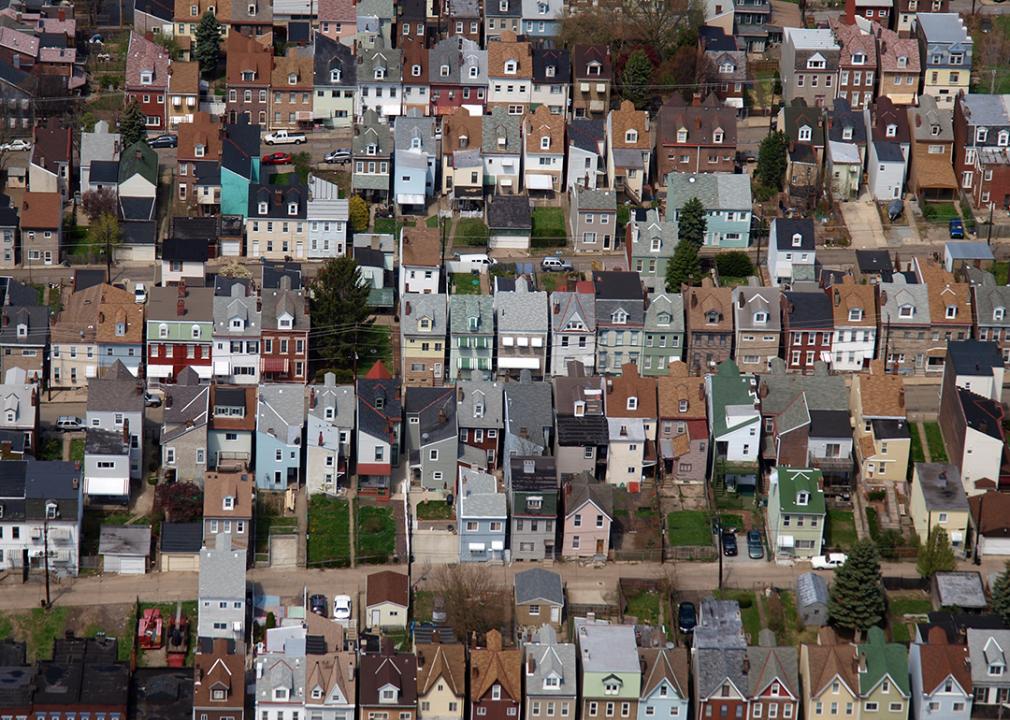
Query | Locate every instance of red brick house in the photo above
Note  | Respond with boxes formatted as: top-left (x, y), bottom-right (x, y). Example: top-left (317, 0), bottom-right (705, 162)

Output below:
top-left (953, 93), bottom-right (1010, 209)
top-left (843, 0), bottom-right (891, 26)
top-left (193, 638), bottom-right (246, 720)
top-left (359, 641), bottom-right (417, 720)
top-left (469, 630), bottom-right (522, 720)
top-left (125, 31), bottom-right (171, 130)
top-left (260, 276), bottom-right (310, 383)
top-left (654, 94), bottom-right (737, 180)
top-left (783, 290), bottom-right (834, 373)
top-left (226, 33), bottom-right (273, 125)
top-left (457, 381), bottom-right (502, 470)
top-left (34, 636), bottom-right (129, 720)
top-left (832, 19), bottom-right (878, 111)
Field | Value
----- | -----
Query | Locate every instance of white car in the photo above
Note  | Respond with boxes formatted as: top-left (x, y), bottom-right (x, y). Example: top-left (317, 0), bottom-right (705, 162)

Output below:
top-left (264, 130), bottom-right (307, 145)
top-left (811, 553), bottom-right (848, 570)
top-left (333, 595), bottom-right (352, 624)
top-left (134, 282), bottom-right (147, 304)
top-left (0, 139), bottom-right (31, 152)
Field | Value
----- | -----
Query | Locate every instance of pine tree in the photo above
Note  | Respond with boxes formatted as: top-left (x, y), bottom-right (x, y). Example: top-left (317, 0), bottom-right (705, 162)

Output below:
top-left (119, 102), bottom-right (147, 149)
top-left (828, 540), bottom-right (885, 636)
top-left (194, 10), bottom-right (223, 76)
top-left (916, 526), bottom-right (957, 578)
top-left (349, 195), bottom-right (370, 232)
top-left (310, 256), bottom-right (388, 374)
top-left (620, 50), bottom-right (653, 110)
top-left (665, 239), bottom-right (700, 292)
top-left (678, 196), bottom-right (707, 246)
top-left (993, 561), bottom-right (1010, 624)
top-left (756, 130), bottom-right (788, 191)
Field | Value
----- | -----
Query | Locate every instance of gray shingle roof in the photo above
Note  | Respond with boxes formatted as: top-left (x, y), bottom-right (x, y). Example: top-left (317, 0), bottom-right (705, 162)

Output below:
top-left (213, 284), bottom-right (260, 338)
top-left (524, 632), bottom-right (576, 696)
top-left (394, 112), bottom-right (436, 154)
top-left (496, 279), bottom-right (548, 332)
top-left (797, 572), bottom-right (829, 608)
top-left (487, 195), bottom-right (532, 230)
top-left (573, 186), bottom-right (616, 212)
top-left (733, 287), bottom-right (782, 332)
top-left (515, 567), bottom-right (564, 605)
top-left (574, 619), bottom-right (639, 673)
top-left (353, 110), bottom-right (394, 156)
top-left (665, 172), bottom-right (752, 212)
top-left (357, 38), bottom-right (402, 83)
top-left (746, 646), bottom-right (798, 698)
top-left (482, 107), bottom-right (522, 154)
top-left (504, 375), bottom-right (553, 448)
top-left (879, 279), bottom-right (930, 325)
top-left (257, 384), bottom-right (305, 444)
top-left (402, 293), bottom-right (448, 337)
top-left (456, 380), bottom-right (503, 429)
top-left (550, 291), bottom-right (596, 333)
top-left (970, 273), bottom-right (1010, 328)
top-left (198, 535), bottom-right (246, 599)
top-left (450, 295), bottom-right (494, 335)
top-left (86, 361), bottom-right (144, 413)
top-left (644, 293), bottom-right (684, 332)
top-left (459, 468), bottom-right (506, 518)
top-left (629, 208), bottom-right (677, 259)
top-left (405, 386), bottom-right (457, 444)
top-left (308, 374), bottom-right (355, 426)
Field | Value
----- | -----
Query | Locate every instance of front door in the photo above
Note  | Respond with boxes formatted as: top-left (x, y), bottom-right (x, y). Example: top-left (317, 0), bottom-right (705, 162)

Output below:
top-left (371, 609), bottom-right (380, 627)
top-left (596, 539), bottom-right (604, 554)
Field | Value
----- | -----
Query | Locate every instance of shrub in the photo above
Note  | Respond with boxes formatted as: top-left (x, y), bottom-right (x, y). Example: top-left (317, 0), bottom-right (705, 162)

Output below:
top-left (716, 251), bottom-right (754, 278)
top-left (867, 490), bottom-right (886, 502)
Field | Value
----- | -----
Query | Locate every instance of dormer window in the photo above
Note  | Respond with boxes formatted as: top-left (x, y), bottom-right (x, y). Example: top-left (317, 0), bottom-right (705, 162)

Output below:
top-left (791, 233), bottom-right (803, 247)
top-left (419, 317), bottom-right (431, 330)
top-left (498, 136), bottom-right (507, 146)
top-left (946, 305), bottom-right (958, 319)
top-left (797, 491), bottom-right (809, 506)
top-left (241, 70), bottom-right (256, 82)
top-left (440, 64), bottom-right (450, 77)
top-left (852, 53), bottom-right (865, 64)
top-left (705, 310), bottom-right (720, 324)
top-left (223, 496), bottom-right (235, 510)
top-left (469, 65), bottom-right (479, 78)
top-left (798, 125), bottom-right (812, 142)
top-left (541, 136), bottom-right (550, 150)
top-left (492, 685), bottom-right (502, 701)
top-left (504, 60), bottom-right (517, 74)
top-left (15, 324), bottom-right (26, 338)
top-left (140, 70), bottom-right (154, 85)
top-left (754, 311), bottom-right (768, 324)
top-left (230, 318), bottom-right (244, 330)
top-left (312, 688), bottom-right (323, 700)
top-left (537, 1), bottom-right (547, 12)
top-left (612, 310), bottom-right (627, 324)
top-left (474, 401), bottom-right (484, 418)
top-left (625, 129), bottom-right (638, 144)
top-left (842, 126), bottom-right (853, 141)
top-left (897, 56), bottom-right (907, 68)
top-left (848, 308), bottom-right (863, 322)
top-left (248, 2), bottom-right (257, 12)
top-left (190, 3), bottom-right (197, 13)
top-left (931, 125), bottom-right (941, 137)
top-left (330, 68), bottom-right (342, 82)
top-left (627, 396), bottom-right (638, 411)
top-left (366, 144), bottom-right (377, 156)
top-left (279, 314), bottom-right (294, 329)
top-left (996, 307), bottom-right (1006, 321)
top-left (1000, 131), bottom-right (1010, 147)
top-left (950, 53), bottom-right (963, 65)
top-left (459, 135), bottom-right (469, 149)
top-left (719, 62), bottom-right (734, 74)
top-left (806, 58), bottom-right (825, 69)
top-left (288, 73), bottom-right (298, 85)
top-left (713, 129), bottom-right (724, 143)
top-left (676, 129), bottom-right (688, 143)
top-left (546, 65), bottom-right (556, 78)
top-left (977, 127), bottom-right (989, 143)
top-left (325, 406), bottom-right (335, 421)
top-left (374, 68), bottom-right (386, 80)
top-left (650, 237), bottom-right (661, 252)
top-left (544, 675), bottom-right (560, 688)
top-left (885, 124), bottom-right (897, 138)
top-left (46, 502), bottom-right (58, 519)
top-left (195, 144), bottom-right (206, 157)
top-left (574, 401), bottom-right (585, 417)
top-left (258, 201), bottom-right (268, 215)
top-left (587, 62), bottom-right (601, 75)
top-left (412, 64), bottom-right (421, 77)
top-left (288, 202), bottom-right (298, 216)
top-left (411, 136), bottom-right (422, 150)
top-left (899, 304), bottom-right (913, 319)
top-left (679, 399), bottom-right (688, 413)
top-left (115, 322), bottom-right (126, 336)
top-left (499, 0), bottom-right (508, 9)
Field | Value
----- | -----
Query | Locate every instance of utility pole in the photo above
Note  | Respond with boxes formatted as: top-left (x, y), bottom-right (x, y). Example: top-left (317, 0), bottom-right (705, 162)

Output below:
top-left (883, 316), bottom-right (892, 374)
top-left (106, 228), bottom-right (112, 284)
top-left (988, 202), bottom-right (995, 245)
top-left (992, 68), bottom-right (998, 95)
top-left (43, 517), bottom-right (50, 609)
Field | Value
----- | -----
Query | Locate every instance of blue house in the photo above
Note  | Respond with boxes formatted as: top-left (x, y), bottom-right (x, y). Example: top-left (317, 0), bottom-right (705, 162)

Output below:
top-left (255, 383), bottom-right (305, 490)
top-left (457, 467), bottom-right (507, 562)
top-left (664, 172), bottom-right (752, 248)
top-left (393, 113), bottom-right (436, 213)
top-left (221, 118), bottom-right (261, 218)
top-left (638, 647), bottom-right (690, 720)
top-left (520, 0), bottom-right (562, 37)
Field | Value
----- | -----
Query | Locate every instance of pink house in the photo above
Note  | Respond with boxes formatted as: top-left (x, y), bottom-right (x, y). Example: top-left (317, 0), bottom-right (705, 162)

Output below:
top-left (317, 0), bottom-right (356, 46)
top-left (562, 479), bottom-right (614, 559)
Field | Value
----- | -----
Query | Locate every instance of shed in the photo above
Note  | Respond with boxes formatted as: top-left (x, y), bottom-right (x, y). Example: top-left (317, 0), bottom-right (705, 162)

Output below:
top-left (365, 570), bottom-right (409, 630)
top-left (99, 525), bottom-right (152, 574)
top-left (932, 571), bottom-right (987, 612)
top-left (796, 572), bottom-right (829, 627)
top-left (944, 241), bottom-right (995, 273)
top-left (159, 522), bottom-right (203, 572)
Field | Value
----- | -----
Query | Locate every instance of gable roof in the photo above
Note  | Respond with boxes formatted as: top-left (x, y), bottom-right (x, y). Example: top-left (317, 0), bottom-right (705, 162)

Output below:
top-left (470, 630), bottom-right (522, 701)
top-left (514, 567), bottom-right (563, 605)
top-left (656, 94), bottom-right (736, 147)
top-left (125, 31), bottom-right (170, 88)
top-left (857, 627), bottom-right (909, 696)
top-left (367, 570), bottom-right (408, 607)
top-left (640, 647), bottom-right (689, 699)
top-left (416, 642), bottom-right (466, 697)
top-left (119, 142), bottom-right (158, 185)
top-left (747, 646), bottom-right (798, 699)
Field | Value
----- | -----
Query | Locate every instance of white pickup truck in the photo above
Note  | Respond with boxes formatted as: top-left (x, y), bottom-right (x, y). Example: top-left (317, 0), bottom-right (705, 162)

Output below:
top-left (264, 130), bottom-right (307, 145)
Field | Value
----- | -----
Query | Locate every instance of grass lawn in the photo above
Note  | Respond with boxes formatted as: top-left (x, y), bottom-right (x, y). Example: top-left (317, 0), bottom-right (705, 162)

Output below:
top-left (425, 216), bottom-right (440, 228)
top-left (666, 511), bottom-right (712, 546)
top-left (413, 590), bottom-right (434, 622)
top-left (921, 202), bottom-right (960, 222)
top-left (454, 218), bottom-right (489, 247)
top-left (416, 500), bottom-right (454, 520)
top-left (38, 437), bottom-right (62, 461)
top-left (306, 495), bottom-right (351, 567)
top-left (719, 513), bottom-right (745, 531)
top-left (636, 506), bottom-right (657, 519)
top-left (826, 510), bottom-right (858, 549)
top-left (715, 589), bottom-right (762, 641)
top-left (357, 505), bottom-right (396, 564)
top-left (531, 207), bottom-right (567, 248)
top-left (866, 506), bottom-right (881, 541)
top-left (625, 589), bottom-right (661, 625)
top-left (995, 260), bottom-right (1010, 286)
top-left (889, 595), bottom-right (932, 642)
top-left (256, 499), bottom-right (299, 555)
top-left (910, 423), bottom-right (926, 464)
top-left (70, 438), bottom-right (84, 463)
top-left (718, 276), bottom-right (751, 288)
top-left (17, 607), bottom-right (69, 662)
top-left (923, 421), bottom-right (948, 462)
top-left (373, 217), bottom-right (401, 236)
top-left (452, 273), bottom-right (483, 295)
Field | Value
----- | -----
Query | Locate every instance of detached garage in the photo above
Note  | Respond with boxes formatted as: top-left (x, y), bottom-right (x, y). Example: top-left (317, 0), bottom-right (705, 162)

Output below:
top-left (969, 490), bottom-right (1010, 557)
top-left (159, 522), bottom-right (203, 572)
top-left (99, 525), bottom-right (152, 574)
top-left (487, 195), bottom-right (532, 250)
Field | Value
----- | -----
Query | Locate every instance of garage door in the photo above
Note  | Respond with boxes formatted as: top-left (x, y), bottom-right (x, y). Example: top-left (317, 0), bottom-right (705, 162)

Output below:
top-left (161, 553), bottom-right (199, 573)
top-left (983, 538), bottom-right (1010, 556)
top-left (116, 555), bottom-right (146, 574)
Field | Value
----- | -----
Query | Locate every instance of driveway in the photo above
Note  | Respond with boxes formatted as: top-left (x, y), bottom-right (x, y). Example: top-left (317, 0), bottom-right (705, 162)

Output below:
top-left (412, 529), bottom-right (459, 565)
top-left (839, 198), bottom-right (887, 249)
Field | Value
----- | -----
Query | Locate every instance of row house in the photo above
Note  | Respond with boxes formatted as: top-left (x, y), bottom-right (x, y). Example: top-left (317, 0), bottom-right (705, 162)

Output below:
top-left (446, 0), bottom-right (482, 43)
top-left (314, 33), bottom-right (356, 128)
top-left (429, 36), bottom-right (488, 116)
top-left (684, 279), bottom-right (733, 375)
top-left (212, 278), bottom-right (261, 385)
top-left (571, 45), bottom-right (611, 119)
top-left (357, 38), bottom-right (403, 119)
top-left (783, 291), bottom-right (832, 374)
top-left (177, 111), bottom-right (222, 207)
top-left (270, 46), bottom-right (314, 130)
top-left (606, 101), bottom-right (651, 201)
top-left (553, 364), bottom-right (607, 481)
top-left (208, 384), bottom-right (257, 472)
top-left (246, 182), bottom-right (309, 260)
top-left (595, 271), bottom-right (646, 375)
top-left (550, 286), bottom-right (597, 375)
top-left (402, 293), bottom-right (448, 387)
top-left (699, 27), bottom-right (746, 111)
top-left (916, 13), bottom-right (971, 111)
top-left (657, 362), bottom-right (708, 485)
top-left (851, 360), bottom-right (911, 485)
top-left (487, 31), bottom-right (533, 115)
top-left (654, 94), bottom-right (737, 179)
top-left (405, 386), bottom-right (458, 491)
top-left (732, 285), bottom-right (782, 375)
top-left (125, 32), bottom-right (171, 130)
top-left (356, 361), bottom-right (402, 497)
top-left (968, 268), bottom-right (1010, 363)
top-left (168, 60), bottom-right (200, 128)
top-left (305, 373), bottom-right (355, 494)
top-left (604, 363), bottom-right (657, 491)
top-left (781, 28), bottom-right (839, 109)
top-left (457, 379), bottom-right (503, 469)
top-left (449, 295), bottom-right (495, 381)
top-left (441, 107), bottom-right (484, 209)
top-left (642, 293), bottom-right (684, 376)
top-left (833, 20), bottom-right (876, 112)
top-left (877, 27), bottom-right (920, 107)
top-left (353, 110), bottom-right (394, 202)
top-left (226, 33), bottom-right (273, 125)
top-left (485, 0), bottom-right (521, 42)
top-left (531, 46), bottom-right (569, 117)
top-left (908, 95), bottom-right (957, 203)
top-left (146, 282), bottom-right (215, 384)
top-left (566, 118), bottom-right (606, 191)
top-left (495, 277), bottom-right (549, 379)
top-left (953, 93), bottom-right (1010, 209)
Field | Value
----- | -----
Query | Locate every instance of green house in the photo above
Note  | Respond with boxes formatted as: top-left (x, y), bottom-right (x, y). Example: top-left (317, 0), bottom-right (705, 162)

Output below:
top-left (766, 467), bottom-right (825, 559)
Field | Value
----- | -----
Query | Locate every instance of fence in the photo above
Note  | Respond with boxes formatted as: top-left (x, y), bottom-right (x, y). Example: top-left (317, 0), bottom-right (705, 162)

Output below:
top-left (663, 545), bottom-right (717, 562)
top-left (882, 576), bottom-right (929, 592)
top-left (612, 548), bottom-right (664, 562)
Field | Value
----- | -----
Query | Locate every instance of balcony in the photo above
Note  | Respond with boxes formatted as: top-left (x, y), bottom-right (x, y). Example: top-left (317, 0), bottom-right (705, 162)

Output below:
top-left (589, 99), bottom-right (606, 113)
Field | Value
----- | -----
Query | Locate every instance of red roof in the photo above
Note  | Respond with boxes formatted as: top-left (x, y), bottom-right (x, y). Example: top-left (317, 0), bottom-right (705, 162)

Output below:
top-left (365, 361), bottom-right (393, 380)
top-left (125, 31), bottom-right (170, 90)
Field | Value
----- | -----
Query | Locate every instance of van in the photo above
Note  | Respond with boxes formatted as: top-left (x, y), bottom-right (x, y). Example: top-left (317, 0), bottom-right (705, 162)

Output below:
top-left (541, 256), bottom-right (573, 272)
top-left (451, 253), bottom-right (497, 274)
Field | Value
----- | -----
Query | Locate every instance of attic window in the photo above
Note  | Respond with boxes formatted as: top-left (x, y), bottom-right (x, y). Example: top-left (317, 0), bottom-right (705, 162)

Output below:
top-left (705, 310), bottom-right (720, 324)
top-left (798, 125), bottom-right (811, 142)
top-left (541, 136), bottom-right (550, 150)
top-left (931, 125), bottom-right (941, 137)
top-left (897, 56), bottom-right (907, 68)
top-left (312, 689), bottom-right (323, 700)
top-left (504, 60), bottom-right (517, 75)
top-left (189, 3), bottom-right (197, 13)
top-left (806, 58), bottom-right (825, 69)
top-left (1000, 131), bottom-right (1010, 147)
top-left (852, 53), bottom-right (865, 64)
top-left (796, 491), bottom-right (809, 506)
top-left (754, 311), bottom-right (768, 324)
top-left (627, 396), bottom-right (638, 411)
top-left (140, 70), bottom-right (153, 85)
top-left (274, 689), bottom-right (289, 701)
top-left (288, 73), bottom-right (297, 85)
top-left (241, 70), bottom-right (256, 81)
top-left (612, 309), bottom-right (627, 324)
top-left (46, 502), bottom-right (58, 519)
top-left (499, 0), bottom-right (507, 9)
top-left (848, 308), bottom-right (863, 322)
top-left (996, 307), bottom-right (1006, 321)
top-left (492, 685), bottom-right (502, 701)
top-left (574, 400), bottom-right (585, 417)
top-left (15, 324), bottom-right (26, 338)
top-left (885, 124), bottom-right (897, 138)
top-left (791, 233), bottom-right (803, 247)
top-left (440, 64), bottom-right (450, 77)
top-left (223, 496), bottom-right (235, 510)
top-left (469, 65), bottom-right (479, 78)
top-left (625, 130), bottom-right (638, 144)
top-left (325, 406), bottom-right (335, 420)
top-left (230, 318), bottom-right (244, 330)
top-left (977, 127), bottom-right (989, 143)
top-left (248, 2), bottom-right (256, 12)
top-left (679, 399), bottom-right (688, 413)
top-left (676, 129), bottom-right (687, 143)
top-left (842, 126), bottom-right (853, 141)
top-left (459, 135), bottom-right (468, 149)
top-left (258, 201), bottom-right (268, 214)
top-left (946, 305), bottom-right (957, 319)
top-left (713, 129), bottom-right (724, 144)
top-left (411, 137), bottom-right (422, 150)
top-left (374, 68), bottom-right (386, 80)
top-left (587, 62), bottom-right (601, 75)
top-left (718, 62), bottom-right (734, 73)
top-left (546, 65), bottom-right (556, 78)
top-left (330, 68), bottom-right (341, 82)
top-left (498, 136), bottom-right (507, 147)
top-left (898, 304), bottom-right (913, 319)
top-left (537, 1), bottom-right (547, 12)
top-left (412, 64), bottom-right (421, 77)
top-left (195, 144), bottom-right (206, 157)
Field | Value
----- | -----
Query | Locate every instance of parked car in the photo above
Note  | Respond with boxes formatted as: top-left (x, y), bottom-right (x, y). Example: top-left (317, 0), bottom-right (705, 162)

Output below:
top-left (309, 594), bottom-right (328, 616)
top-left (0, 139), bottom-right (31, 152)
top-left (264, 130), bottom-right (307, 145)
top-left (811, 553), bottom-right (848, 570)
top-left (333, 595), bottom-right (352, 624)
top-left (134, 282), bottom-right (147, 304)
top-left (148, 134), bottom-right (178, 149)
top-left (677, 601), bottom-right (697, 634)
top-left (144, 391), bottom-right (162, 408)
top-left (55, 416), bottom-right (84, 432)
top-left (949, 218), bottom-right (965, 239)
top-left (541, 256), bottom-right (573, 272)
top-left (324, 148), bottom-right (351, 163)
top-left (747, 530), bottom-right (764, 559)
top-left (721, 530), bottom-right (738, 557)
top-left (262, 152), bottom-right (293, 165)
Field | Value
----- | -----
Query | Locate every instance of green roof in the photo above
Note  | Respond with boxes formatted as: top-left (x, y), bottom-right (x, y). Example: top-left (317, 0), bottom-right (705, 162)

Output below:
top-left (708, 360), bottom-right (759, 436)
top-left (775, 468), bottom-right (826, 515)
top-left (858, 627), bottom-right (910, 696)
top-left (118, 141), bottom-right (159, 185)
top-left (368, 287), bottom-right (395, 308)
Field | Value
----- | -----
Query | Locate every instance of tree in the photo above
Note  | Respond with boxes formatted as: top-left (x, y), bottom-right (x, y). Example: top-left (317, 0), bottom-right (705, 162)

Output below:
top-left (309, 256), bottom-right (388, 374)
top-left (558, 5), bottom-right (623, 48)
top-left (82, 187), bottom-right (118, 224)
top-left (194, 10), bottom-right (224, 76)
top-left (678, 197), bottom-right (707, 246)
top-left (715, 251), bottom-right (754, 278)
top-left (91, 213), bottom-right (121, 263)
top-left (155, 482), bottom-right (204, 522)
top-left (756, 130), bottom-right (788, 192)
top-left (621, 0), bottom-right (697, 57)
top-left (916, 526), bottom-right (956, 578)
top-left (349, 195), bottom-right (370, 232)
top-left (993, 561), bottom-right (1010, 624)
top-left (429, 564), bottom-right (509, 640)
top-left (621, 50), bottom-right (653, 110)
top-left (665, 239), bottom-right (701, 292)
top-left (828, 540), bottom-right (885, 637)
top-left (119, 102), bottom-right (147, 150)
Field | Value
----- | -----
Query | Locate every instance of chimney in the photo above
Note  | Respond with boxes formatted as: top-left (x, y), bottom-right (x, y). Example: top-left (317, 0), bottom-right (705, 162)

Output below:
top-left (178, 279), bottom-right (187, 297)
top-left (58, 7), bottom-right (65, 19)
top-left (30, 388), bottom-right (37, 407)
top-left (309, 388), bottom-right (317, 408)
top-left (177, 299), bottom-right (186, 316)
top-left (274, 190), bottom-right (284, 205)
top-left (122, 418), bottom-right (130, 445)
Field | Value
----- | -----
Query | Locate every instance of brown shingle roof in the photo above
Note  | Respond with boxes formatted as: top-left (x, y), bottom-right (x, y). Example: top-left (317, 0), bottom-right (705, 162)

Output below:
top-left (401, 39), bottom-right (429, 85)
top-left (125, 31), bottom-right (171, 89)
top-left (95, 285), bottom-right (144, 345)
top-left (177, 111), bottom-right (222, 162)
top-left (911, 152), bottom-right (958, 190)
top-left (525, 105), bottom-right (564, 154)
top-left (470, 630), bottom-right (522, 702)
top-left (318, 0), bottom-right (355, 21)
top-left (877, 27), bottom-right (920, 73)
top-left (606, 363), bottom-right (658, 419)
top-left (918, 626), bottom-right (971, 696)
top-left (271, 46), bottom-right (314, 89)
top-left (203, 468), bottom-right (254, 520)
top-left (443, 107), bottom-right (483, 157)
top-left (19, 192), bottom-right (61, 229)
top-left (174, 0), bottom-right (219, 21)
top-left (417, 642), bottom-right (466, 697)
top-left (401, 227), bottom-right (441, 267)
top-left (209, 385), bottom-right (256, 431)
top-left (51, 283), bottom-right (104, 344)
top-left (572, 44), bottom-right (612, 80)
top-left (969, 490), bottom-right (1010, 535)
top-left (169, 61), bottom-right (201, 94)
top-left (656, 94), bottom-right (736, 148)
top-left (685, 279), bottom-right (733, 332)
top-left (640, 647), bottom-right (689, 698)
top-left (487, 32), bottom-right (532, 78)
top-left (805, 642), bottom-right (858, 699)
top-left (657, 362), bottom-right (706, 420)
top-left (367, 570), bottom-right (409, 607)
top-left (917, 259), bottom-right (971, 326)
top-left (856, 360), bottom-right (907, 418)
top-left (829, 277), bottom-right (877, 327)
top-left (193, 639), bottom-right (245, 709)
top-left (610, 100), bottom-right (650, 149)
top-left (226, 32), bottom-right (272, 86)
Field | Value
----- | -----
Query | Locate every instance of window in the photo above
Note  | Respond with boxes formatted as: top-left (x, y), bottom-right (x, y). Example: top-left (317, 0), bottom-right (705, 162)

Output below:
top-left (798, 125), bottom-right (812, 142)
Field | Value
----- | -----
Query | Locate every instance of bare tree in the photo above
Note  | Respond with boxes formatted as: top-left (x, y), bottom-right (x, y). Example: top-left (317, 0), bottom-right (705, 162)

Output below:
top-left (620, 0), bottom-right (696, 58)
top-left (82, 187), bottom-right (119, 223)
top-left (430, 564), bottom-right (509, 641)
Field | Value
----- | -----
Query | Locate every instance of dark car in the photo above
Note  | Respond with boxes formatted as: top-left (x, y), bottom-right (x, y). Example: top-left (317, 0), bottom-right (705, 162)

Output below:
top-left (722, 530), bottom-right (738, 557)
top-left (677, 601), bottom-right (697, 634)
top-left (747, 530), bottom-right (764, 559)
top-left (949, 218), bottom-right (965, 239)
top-left (309, 594), bottom-right (327, 616)
top-left (148, 134), bottom-right (177, 149)
top-left (262, 152), bottom-right (293, 165)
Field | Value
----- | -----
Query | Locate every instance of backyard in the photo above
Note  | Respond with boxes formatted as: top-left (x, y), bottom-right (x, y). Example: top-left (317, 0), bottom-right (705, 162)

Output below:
top-left (909, 424), bottom-right (926, 464)
top-left (416, 500), bottom-right (454, 520)
top-left (306, 495), bottom-right (351, 567)
top-left (70, 438), bottom-right (85, 463)
top-left (713, 589), bottom-right (762, 642)
top-left (888, 594), bottom-right (932, 643)
top-left (825, 509), bottom-right (858, 550)
top-left (451, 273), bottom-right (483, 295)
top-left (531, 207), bottom-right (567, 248)
top-left (923, 422), bottom-right (948, 462)
top-left (357, 504), bottom-right (397, 564)
top-left (666, 511), bottom-right (712, 546)
top-left (453, 218), bottom-right (489, 247)
top-left (255, 497), bottom-right (298, 556)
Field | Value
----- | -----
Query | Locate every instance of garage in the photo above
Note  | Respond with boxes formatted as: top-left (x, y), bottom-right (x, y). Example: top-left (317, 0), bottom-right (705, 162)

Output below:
top-left (99, 525), bottom-right (152, 574)
top-left (159, 521), bottom-right (204, 572)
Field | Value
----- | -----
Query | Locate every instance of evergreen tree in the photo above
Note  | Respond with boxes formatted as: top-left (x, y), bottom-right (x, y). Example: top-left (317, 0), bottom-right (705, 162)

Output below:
top-left (756, 130), bottom-right (788, 192)
top-left (992, 561), bottom-right (1010, 624)
top-left (349, 195), bottom-right (370, 232)
top-left (665, 239), bottom-right (700, 292)
top-left (828, 540), bottom-right (885, 637)
top-left (678, 196), bottom-right (707, 246)
top-left (310, 256), bottom-right (388, 374)
top-left (916, 526), bottom-right (957, 578)
top-left (621, 50), bottom-right (653, 110)
top-left (194, 10), bottom-right (224, 76)
top-left (119, 102), bottom-right (147, 149)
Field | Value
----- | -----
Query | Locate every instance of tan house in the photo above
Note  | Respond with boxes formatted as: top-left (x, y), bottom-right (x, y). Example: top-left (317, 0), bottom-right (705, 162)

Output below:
top-left (486, 31), bottom-right (533, 114)
top-left (916, 258), bottom-right (973, 374)
top-left (684, 279), bottom-right (733, 375)
top-left (571, 45), bottom-right (612, 119)
top-left (270, 46), bottom-right (314, 130)
top-left (851, 360), bottom-right (911, 485)
top-left (523, 105), bottom-right (565, 192)
top-left (168, 61), bottom-right (200, 128)
top-left (876, 28), bottom-right (920, 106)
top-left (909, 462), bottom-right (970, 551)
top-left (365, 570), bottom-right (409, 631)
top-left (732, 285), bottom-right (782, 374)
top-left (606, 101), bottom-right (651, 202)
top-left (561, 477), bottom-right (613, 559)
top-left (828, 276), bottom-right (878, 373)
top-left (657, 362), bottom-right (708, 486)
top-left (203, 467), bottom-right (255, 556)
top-left (514, 567), bottom-right (564, 630)
top-left (416, 641), bottom-right (466, 720)
top-left (50, 284), bottom-right (137, 390)
top-left (441, 108), bottom-right (484, 209)
top-left (800, 631), bottom-right (859, 720)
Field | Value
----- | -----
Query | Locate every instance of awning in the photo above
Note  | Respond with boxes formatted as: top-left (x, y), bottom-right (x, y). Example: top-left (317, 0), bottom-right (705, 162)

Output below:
top-left (950, 531), bottom-right (964, 543)
top-left (85, 365), bottom-right (98, 378)
top-left (468, 542), bottom-right (486, 551)
top-left (491, 540), bottom-right (504, 551)
top-left (194, 365), bottom-right (213, 379)
top-left (214, 360), bottom-right (231, 375)
top-left (526, 174), bottom-right (554, 191)
top-left (659, 438), bottom-right (674, 459)
top-left (85, 475), bottom-right (130, 497)
top-left (498, 357), bottom-right (541, 369)
top-left (147, 365), bottom-right (173, 379)
top-left (397, 193), bottom-right (425, 205)
top-left (262, 357), bottom-right (288, 372)
top-left (500, 177), bottom-right (513, 187)
top-left (778, 535), bottom-right (795, 548)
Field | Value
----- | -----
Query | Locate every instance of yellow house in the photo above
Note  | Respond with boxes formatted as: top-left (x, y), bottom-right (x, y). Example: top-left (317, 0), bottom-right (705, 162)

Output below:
top-left (915, 13), bottom-right (971, 111)
top-left (851, 361), bottom-right (911, 485)
top-left (400, 293), bottom-right (447, 387)
top-left (800, 632), bottom-right (860, 720)
top-left (173, 0), bottom-right (229, 41)
top-left (416, 642), bottom-right (466, 720)
top-left (856, 627), bottom-right (909, 720)
top-left (908, 462), bottom-right (970, 552)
